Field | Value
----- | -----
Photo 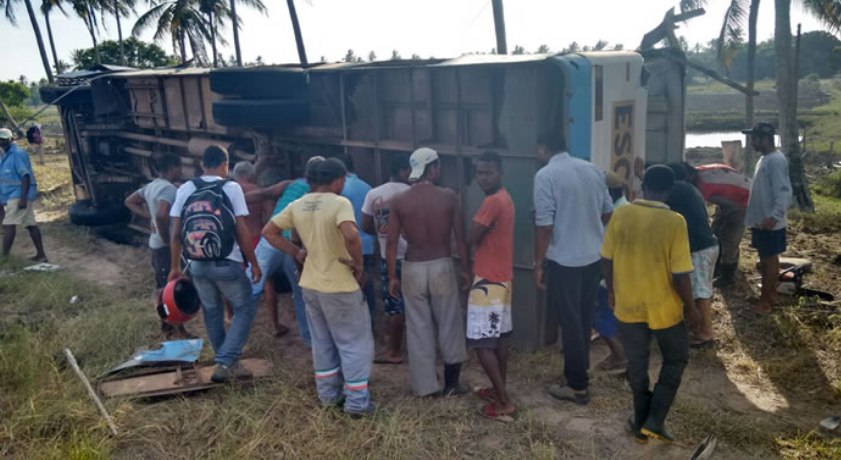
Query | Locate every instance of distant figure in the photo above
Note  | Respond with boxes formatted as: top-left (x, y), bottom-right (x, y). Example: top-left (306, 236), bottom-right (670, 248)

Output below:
top-left (124, 153), bottom-right (192, 338)
top-left (533, 131), bottom-right (612, 405)
top-left (246, 156), bottom-right (324, 343)
top-left (262, 158), bottom-right (376, 418)
top-left (0, 128), bottom-right (47, 262)
top-left (667, 163), bottom-right (719, 349)
top-left (169, 146), bottom-right (262, 383)
top-left (466, 151), bottom-right (516, 420)
top-left (387, 147), bottom-right (471, 397)
top-left (592, 173), bottom-right (628, 375)
top-left (335, 154), bottom-right (377, 324)
top-left (602, 165), bottom-right (694, 444)
top-left (362, 154), bottom-right (411, 365)
top-left (742, 122), bottom-right (793, 315)
top-left (683, 162), bottom-right (751, 287)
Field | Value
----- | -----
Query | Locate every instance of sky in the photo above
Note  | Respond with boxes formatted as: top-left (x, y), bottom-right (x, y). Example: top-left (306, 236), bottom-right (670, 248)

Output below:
top-left (0, 0), bottom-right (830, 83)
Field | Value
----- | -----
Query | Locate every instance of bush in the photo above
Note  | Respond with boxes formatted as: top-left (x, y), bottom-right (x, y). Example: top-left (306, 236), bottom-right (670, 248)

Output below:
top-left (815, 170), bottom-right (841, 199)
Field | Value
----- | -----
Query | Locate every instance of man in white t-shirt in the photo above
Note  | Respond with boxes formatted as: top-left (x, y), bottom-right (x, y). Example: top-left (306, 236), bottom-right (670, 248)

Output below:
top-left (124, 153), bottom-right (190, 338)
top-left (168, 146), bottom-right (262, 383)
top-left (362, 154), bottom-right (411, 365)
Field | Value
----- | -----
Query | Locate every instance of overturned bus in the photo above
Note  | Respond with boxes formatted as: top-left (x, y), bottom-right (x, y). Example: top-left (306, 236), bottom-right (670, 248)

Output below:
top-left (42, 50), bottom-right (686, 349)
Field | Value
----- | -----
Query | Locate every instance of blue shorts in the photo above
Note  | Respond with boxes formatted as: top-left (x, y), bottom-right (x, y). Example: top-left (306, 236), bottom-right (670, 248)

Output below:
top-left (380, 259), bottom-right (405, 316)
top-left (593, 285), bottom-right (618, 338)
top-left (751, 228), bottom-right (786, 258)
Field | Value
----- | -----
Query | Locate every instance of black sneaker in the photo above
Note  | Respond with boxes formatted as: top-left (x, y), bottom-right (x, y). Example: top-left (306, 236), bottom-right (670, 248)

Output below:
top-left (347, 402), bottom-right (376, 419)
top-left (442, 383), bottom-right (471, 397)
top-left (210, 362), bottom-right (253, 384)
top-left (548, 383), bottom-right (590, 405)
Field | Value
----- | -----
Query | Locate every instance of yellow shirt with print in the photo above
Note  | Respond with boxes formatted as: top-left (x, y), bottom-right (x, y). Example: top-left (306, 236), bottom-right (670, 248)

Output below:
top-left (271, 192), bottom-right (359, 294)
top-left (601, 199), bottom-right (694, 330)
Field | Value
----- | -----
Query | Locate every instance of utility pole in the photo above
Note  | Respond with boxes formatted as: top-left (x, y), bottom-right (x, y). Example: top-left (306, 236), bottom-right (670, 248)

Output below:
top-left (287, 0), bottom-right (308, 67)
top-left (492, 0), bottom-right (507, 54)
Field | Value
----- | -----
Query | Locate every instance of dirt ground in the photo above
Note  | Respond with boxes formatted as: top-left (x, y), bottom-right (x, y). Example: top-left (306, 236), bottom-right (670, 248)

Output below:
top-left (4, 150), bottom-right (841, 458)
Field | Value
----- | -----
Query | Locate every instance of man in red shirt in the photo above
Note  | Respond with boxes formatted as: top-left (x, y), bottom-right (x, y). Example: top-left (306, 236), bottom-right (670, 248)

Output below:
top-left (683, 163), bottom-right (751, 287)
top-left (466, 151), bottom-right (516, 420)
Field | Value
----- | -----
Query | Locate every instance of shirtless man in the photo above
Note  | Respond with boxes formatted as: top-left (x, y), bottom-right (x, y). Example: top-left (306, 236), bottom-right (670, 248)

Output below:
top-left (387, 147), bottom-right (471, 397)
top-left (233, 161), bottom-right (264, 249)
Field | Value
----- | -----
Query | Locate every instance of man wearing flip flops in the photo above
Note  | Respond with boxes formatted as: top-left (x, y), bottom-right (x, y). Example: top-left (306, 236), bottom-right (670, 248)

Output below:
top-left (465, 151), bottom-right (516, 421)
top-left (0, 128), bottom-right (48, 262)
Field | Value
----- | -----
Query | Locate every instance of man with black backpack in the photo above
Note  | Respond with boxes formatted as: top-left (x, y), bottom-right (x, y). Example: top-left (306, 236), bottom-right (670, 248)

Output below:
top-left (168, 146), bottom-right (262, 383)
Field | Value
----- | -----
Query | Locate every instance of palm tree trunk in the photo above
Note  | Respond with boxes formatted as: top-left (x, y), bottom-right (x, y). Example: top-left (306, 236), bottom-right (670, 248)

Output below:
top-left (229, 0), bottom-right (242, 66)
top-left (44, 10), bottom-right (60, 75)
top-left (179, 31), bottom-right (187, 63)
top-left (744, 0), bottom-right (760, 174)
top-left (286, 0), bottom-right (307, 66)
top-left (87, 4), bottom-right (101, 64)
top-left (774, 0), bottom-right (812, 210)
top-left (116, 7), bottom-right (125, 65)
top-left (208, 11), bottom-right (218, 67)
top-left (23, 0), bottom-right (54, 82)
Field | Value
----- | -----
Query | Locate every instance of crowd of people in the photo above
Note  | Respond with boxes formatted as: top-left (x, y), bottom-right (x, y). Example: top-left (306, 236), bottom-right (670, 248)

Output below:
top-left (106, 121), bottom-right (790, 435)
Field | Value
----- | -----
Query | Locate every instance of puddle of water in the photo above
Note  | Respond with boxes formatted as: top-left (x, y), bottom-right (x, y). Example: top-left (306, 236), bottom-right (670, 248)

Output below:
top-left (686, 132), bottom-right (788, 149)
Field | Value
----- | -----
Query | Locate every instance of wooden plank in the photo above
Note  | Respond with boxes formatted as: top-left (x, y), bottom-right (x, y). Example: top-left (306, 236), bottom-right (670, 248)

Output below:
top-left (98, 359), bottom-right (273, 398)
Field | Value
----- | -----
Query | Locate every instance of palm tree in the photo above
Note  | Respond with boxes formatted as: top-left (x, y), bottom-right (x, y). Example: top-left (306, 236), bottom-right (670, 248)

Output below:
top-left (227, 0), bottom-right (264, 66)
top-left (198, 0), bottom-right (228, 67)
top-left (41, 0), bottom-right (66, 75)
top-left (103, 0), bottom-right (136, 65)
top-left (286, 0), bottom-right (307, 66)
top-left (72, 0), bottom-right (103, 64)
top-left (1, 0), bottom-right (55, 81)
top-left (132, 0), bottom-right (213, 64)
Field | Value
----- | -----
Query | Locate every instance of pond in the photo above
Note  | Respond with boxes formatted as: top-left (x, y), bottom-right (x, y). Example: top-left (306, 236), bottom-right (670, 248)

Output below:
top-left (685, 131), bottom-right (747, 149)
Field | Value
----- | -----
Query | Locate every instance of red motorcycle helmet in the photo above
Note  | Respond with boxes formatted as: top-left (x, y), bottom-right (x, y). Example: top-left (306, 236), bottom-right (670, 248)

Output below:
top-left (157, 277), bottom-right (201, 325)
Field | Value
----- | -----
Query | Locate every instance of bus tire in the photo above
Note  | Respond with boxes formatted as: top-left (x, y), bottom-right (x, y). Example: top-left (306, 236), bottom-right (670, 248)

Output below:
top-left (212, 99), bottom-right (309, 128)
top-left (68, 201), bottom-right (130, 227)
top-left (209, 67), bottom-right (309, 99)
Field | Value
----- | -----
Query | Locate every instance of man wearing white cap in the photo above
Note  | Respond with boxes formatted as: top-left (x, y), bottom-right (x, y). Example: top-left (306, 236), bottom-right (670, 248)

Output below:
top-left (0, 128), bottom-right (47, 261)
top-left (387, 147), bottom-right (471, 397)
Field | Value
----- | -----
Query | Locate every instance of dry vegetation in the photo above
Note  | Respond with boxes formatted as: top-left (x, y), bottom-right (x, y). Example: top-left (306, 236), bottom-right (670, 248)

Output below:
top-left (4, 121), bottom-right (841, 458)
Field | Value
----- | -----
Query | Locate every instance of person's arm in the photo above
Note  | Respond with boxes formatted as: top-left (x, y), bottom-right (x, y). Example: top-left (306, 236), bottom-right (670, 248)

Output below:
top-left (244, 180), bottom-right (292, 205)
top-left (708, 195), bottom-right (742, 209)
top-left (600, 179), bottom-right (614, 226)
top-left (124, 190), bottom-right (150, 219)
top-left (263, 220), bottom-right (304, 262)
top-left (339, 221), bottom-right (364, 283)
top-left (451, 194), bottom-right (471, 290)
top-left (669, 218), bottom-right (697, 323)
top-left (673, 273), bottom-right (695, 319)
top-left (155, 200), bottom-right (172, 244)
top-left (466, 222), bottom-right (491, 248)
top-left (386, 200), bottom-right (402, 298)
top-left (168, 216), bottom-right (184, 281)
top-left (533, 173), bottom-right (555, 289)
top-left (362, 213), bottom-right (376, 236)
top-left (763, 157), bottom-right (792, 229)
top-left (18, 174), bottom-right (30, 209)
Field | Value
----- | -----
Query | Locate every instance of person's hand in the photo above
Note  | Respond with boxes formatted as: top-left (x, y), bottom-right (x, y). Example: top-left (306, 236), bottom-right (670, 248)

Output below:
top-left (534, 266), bottom-right (545, 290)
top-left (760, 217), bottom-right (777, 230)
top-left (339, 258), bottom-right (365, 284)
top-left (295, 248), bottom-right (308, 265)
top-left (685, 305), bottom-right (700, 328)
top-left (388, 278), bottom-right (401, 299)
top-left (608, 290), bottom-right (615, 311)
top-left (459, 269), bottom-right (472, 291)
top-left (167, 270), bottom-right (184, 282)
top-left (17, 199), bottom-right (27, 210)
top-left (250, 263), bottom-right (262, 284)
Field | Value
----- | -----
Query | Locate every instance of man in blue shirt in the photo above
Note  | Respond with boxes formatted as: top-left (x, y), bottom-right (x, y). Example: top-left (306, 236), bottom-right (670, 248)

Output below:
top-left (336, 154), bottom-right (377, 322)
top-left (0, 128), bottom-right (47, 261)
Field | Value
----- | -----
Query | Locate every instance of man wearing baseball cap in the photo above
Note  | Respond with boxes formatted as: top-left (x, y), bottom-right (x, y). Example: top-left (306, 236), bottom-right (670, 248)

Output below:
top-left (386, 147), bottom-right (471, 397)
top-left (741, 122), bottom-right (792, 314)
top-left (0, 128), bottom-right (47, 262)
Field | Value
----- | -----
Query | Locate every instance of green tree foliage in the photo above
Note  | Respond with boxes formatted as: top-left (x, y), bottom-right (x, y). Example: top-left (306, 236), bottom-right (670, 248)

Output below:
top-left (72, 37), bottom-right (177, 69)
top-left (512, 45), bottom-right (525, 55)
top-left (536, 44), bottom-right (550, 53)
top-left (0, 81), bottom-right (31, 107)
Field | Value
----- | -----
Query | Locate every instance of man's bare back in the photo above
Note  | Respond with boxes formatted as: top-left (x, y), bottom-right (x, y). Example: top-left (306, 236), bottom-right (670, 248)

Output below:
top-left (392, 183), bottom-right (458, 262)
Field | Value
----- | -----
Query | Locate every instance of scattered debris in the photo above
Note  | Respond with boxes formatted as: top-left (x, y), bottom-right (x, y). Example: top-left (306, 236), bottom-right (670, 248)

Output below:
top-left (64, 348), bottom-right (119, 436)
top-left (688, 434), bottom-right (717, 459)
top-left (23, 262), bottom-right (61, 272)
top-left (104, 339), bottom-right (203, 376)
top-left (69, 295), bottom-right (80, 304)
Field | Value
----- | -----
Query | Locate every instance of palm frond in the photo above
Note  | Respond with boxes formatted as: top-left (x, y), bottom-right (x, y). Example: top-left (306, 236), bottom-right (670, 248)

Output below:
top-left (132, 1), bottom-right (167, 36)
top-left (680, 0), bottom-right (707, 13)
top-left (236, 0), bottom-right (265, 14)
top-left (716, 0), bottom-right (749, 70)
top-left (2, 0), bottom-right (18, 24)
top-left (802, 0), bottom-right (841, 34)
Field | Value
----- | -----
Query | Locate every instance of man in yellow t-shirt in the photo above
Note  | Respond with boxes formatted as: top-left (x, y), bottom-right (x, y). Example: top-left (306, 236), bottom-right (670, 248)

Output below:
top-left (262, 158), bottom-right (375, 418)
top-left (601, 165), bottom-right (695, 444)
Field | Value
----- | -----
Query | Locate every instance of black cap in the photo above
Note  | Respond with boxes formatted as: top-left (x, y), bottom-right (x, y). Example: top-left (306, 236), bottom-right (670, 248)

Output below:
top-left (741, 122), bottom-right (775, 138)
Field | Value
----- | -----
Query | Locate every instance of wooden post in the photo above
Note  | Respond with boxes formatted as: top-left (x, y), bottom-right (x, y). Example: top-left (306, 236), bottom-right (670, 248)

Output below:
top-left (64, 348), bottom-right (119, 436)
top-left (492, 0), bottom-right (507, 54)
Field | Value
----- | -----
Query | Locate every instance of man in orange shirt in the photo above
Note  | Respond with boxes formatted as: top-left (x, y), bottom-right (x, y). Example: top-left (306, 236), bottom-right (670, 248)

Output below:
top-left (466, 151), bottom-right (516, 420)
